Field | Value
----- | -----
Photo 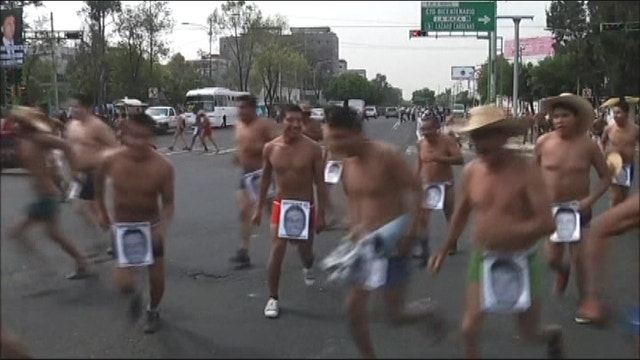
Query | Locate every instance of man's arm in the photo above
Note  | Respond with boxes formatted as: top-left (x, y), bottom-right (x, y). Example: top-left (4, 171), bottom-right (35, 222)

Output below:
top-left (159, 161), bottom-right (176, 235)
top-left (600, 125), bottom-right (610, 150)
top-left (414, 140), bottom-right (423, 178)
top-left (95, 121), bottom-right (118, 148)
top-left (390, 149), bottom-right (424, 254)
top-left (441, 163), bottom-right (474, 252)
top-left (582, 140), bottom-right (612, 209)
top-left (31, 132), bottom-right (78, 171)
top-left (312, 143), bottom-right (328, 218)
top-left (255, 142), bottom-right (275, 216)
top-left (440, 136), bottom-right (464, 165)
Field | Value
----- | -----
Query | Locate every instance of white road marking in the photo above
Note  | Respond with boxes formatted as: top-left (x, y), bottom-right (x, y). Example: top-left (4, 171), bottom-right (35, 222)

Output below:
top-left (205, 148), bottom-right (236, 155)
top-left (164, 150), bottom-right (189, 156)
top-left (392, 121), bottom-right (401, 130)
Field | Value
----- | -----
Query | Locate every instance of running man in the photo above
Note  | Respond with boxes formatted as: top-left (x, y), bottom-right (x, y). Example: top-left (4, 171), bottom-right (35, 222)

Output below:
top-left (167, 108), bottom-right (188, 151)
top-left (536, 93), bottom-right (611, 311)
top-left (577, 193), bottom-right (639, 327)
top-left (252, 104), bottom-right (327, 318)
top-left (7, 106), bottom-right (91, 280)
top-left (95, 112), bottom-right (175, 334)
top-left (324, 106), bottom-right (446, 359)
top-left (601, 97), bottom-right (639, 207)
top-left (188, 111), bottom-right (208, 152)
top-left (229, 94), bottom-right (278, 267)
top-left (415, 114), bottom-right (464, 262)
top-left (590, 112), bottom-right (607, 149)
top-left (66, 94), bottom-right (118, 253)
top-left (430, 105), bottom-right (564, 359)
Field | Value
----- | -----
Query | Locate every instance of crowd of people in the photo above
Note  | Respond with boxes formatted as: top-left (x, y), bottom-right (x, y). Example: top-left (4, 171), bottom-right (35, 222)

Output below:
top-left (0, 92), bottom-right (638, 359)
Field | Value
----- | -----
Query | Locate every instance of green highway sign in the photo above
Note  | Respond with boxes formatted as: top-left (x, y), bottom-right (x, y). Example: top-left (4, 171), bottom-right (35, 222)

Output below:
top-left (421, 1), bottom-right (496, 33)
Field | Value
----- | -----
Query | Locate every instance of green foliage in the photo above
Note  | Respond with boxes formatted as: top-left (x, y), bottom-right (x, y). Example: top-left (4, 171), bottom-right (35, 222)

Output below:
top-left (411, 88), bottom-right (435, 106)
top-left (324, 73), bottom-right (402, 106)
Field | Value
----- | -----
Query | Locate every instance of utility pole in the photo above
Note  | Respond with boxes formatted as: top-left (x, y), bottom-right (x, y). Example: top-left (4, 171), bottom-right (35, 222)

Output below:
top-left (208, 22), bottom-right (213, 86)
top-left (497, 15), bottom-right (533, 117)
top-left (50, 12), bottom-right (59, 111)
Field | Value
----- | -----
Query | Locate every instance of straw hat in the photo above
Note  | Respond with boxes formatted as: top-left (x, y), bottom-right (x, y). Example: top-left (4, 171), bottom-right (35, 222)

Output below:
top-left (600, 96), bottom-right (640, 108)
top-left (453, 104), bottom-right (524, 135)
top-left (606, 152), bottom-right (624, 177)
top-left (541, 93), bottom-right (594, 132)
top-left (8, 106), bottom-right (52, 133)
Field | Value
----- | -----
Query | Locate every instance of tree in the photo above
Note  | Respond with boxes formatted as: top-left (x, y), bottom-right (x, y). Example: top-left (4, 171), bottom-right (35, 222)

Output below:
top-left (137, 1), bottom-right (174, 80)
top-left (209, 1), bottom-right (263, 91)
top-left (281, 51), bottom-right (309, 103)
top-left (411, 87), bottom-right (436, 106)
top-left (529, 53), bottom-right (576, 98)
top-left (160, 53), bottom-right (200, 105)
top-left (324, 73), bottom-right (375, 103)
top-left (79, 1), bottom-right (122, 104)
top-left (476, 54), bottom-right (513, 103)
top-left (435, 89), bottom-right (452, 107)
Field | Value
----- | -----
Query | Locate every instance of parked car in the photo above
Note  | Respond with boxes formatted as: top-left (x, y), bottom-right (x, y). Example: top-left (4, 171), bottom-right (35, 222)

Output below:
top-left (364, 106), bottom-right (378, 119)
top-left (385, 107), bottom-right (399, 119)
top-left (145, 106), bottom-right (178, 133)
top-left (310, 108), bottom-right (325, 122)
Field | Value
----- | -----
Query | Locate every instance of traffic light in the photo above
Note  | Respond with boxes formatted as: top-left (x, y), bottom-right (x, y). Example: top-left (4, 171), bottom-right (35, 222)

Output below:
top-left (600, 22), bottom-right (624, 32)
top-left (410, 29), bottom-right (427, 38)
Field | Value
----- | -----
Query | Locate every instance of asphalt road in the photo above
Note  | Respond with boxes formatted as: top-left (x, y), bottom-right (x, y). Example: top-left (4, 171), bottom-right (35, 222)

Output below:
top-left (1, 117), bottom-right (638, 359)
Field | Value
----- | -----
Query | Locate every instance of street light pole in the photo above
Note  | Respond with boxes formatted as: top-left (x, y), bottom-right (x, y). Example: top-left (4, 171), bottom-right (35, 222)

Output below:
top-left (208, 22), bottom-right (213, 86)
top-left (497, 15), bottom-right (533, 116)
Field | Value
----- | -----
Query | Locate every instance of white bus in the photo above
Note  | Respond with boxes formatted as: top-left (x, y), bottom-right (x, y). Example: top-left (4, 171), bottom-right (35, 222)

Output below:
top-left (184, 87), bottom-right (250, 128)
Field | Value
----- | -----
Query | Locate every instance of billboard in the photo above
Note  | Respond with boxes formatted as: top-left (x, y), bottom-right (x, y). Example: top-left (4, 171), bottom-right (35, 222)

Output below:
top-left (451, 66), bottom-right (475, 81)
top-left (504, 36), bottom-right (555, 59)
top-left (1, 7), bottom-right (25, 68)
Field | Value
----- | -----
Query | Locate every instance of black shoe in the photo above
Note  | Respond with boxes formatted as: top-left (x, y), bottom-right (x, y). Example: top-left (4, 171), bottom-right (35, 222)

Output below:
top-left (229, 248), bottom-right (251, 265)
top-left (168, 146), bottom-right (174, 151)
top-left (128, 291), bottom-right (143, 323)
top-left (143, 310), bottom-right (161, 334)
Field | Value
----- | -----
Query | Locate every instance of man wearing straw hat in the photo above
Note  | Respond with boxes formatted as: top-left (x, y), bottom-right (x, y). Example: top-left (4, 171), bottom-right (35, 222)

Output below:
top-left (600, 97), bottom-right (639, 208)
top-left (6, 106), bottom-right (91, 280)
top-left (429, 105), bottom-right (564, 359)
top-left (535, 93), bottom-right (611, 314)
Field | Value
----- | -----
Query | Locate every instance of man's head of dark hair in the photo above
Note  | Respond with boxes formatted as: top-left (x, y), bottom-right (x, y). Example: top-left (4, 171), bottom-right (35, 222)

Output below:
top-left (615, 96), bottom-right (630, 113)
top-left (551, 102), bottom-right (578, 116)
top-left (237, 94), bottom-right (257, 108)
top-left (283, 104), bottom-right (302, 116)
top-left (129, 112), bottom-right (156, 131)
top-left (324, 105), bottom-right (362, 132)
top-left (73, 94), bottom-right (93, 108)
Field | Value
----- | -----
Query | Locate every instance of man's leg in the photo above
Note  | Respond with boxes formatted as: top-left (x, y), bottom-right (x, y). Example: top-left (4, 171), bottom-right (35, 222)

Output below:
top-left (546, 242), bottom-right (569, 295)
top-left (43, 216), bottom-right (90, 279)
top-left (229, 190), bottom-right (253, 267)
top-left (347, 286), bottom-right (375, 359)
top-left (609, 185), bottom-right (629, 208)
top-left (568, 239), bottom-right (586, 301)
top-left (265, 228), bottom-right (287, 318)
top-left (297, 237), bottom-right (315, 285)
top-left (144, 257), bottom-right (165, 334)
top-left (443, 187), bottom-right (456, 255)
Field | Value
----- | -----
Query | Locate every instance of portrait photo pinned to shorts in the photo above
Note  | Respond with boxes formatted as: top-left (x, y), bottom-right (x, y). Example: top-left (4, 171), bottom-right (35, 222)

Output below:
top-left (482, 252), bottom-right (531, 314)
top-left (324, 160), bottom-right (343, 184)
top-left (277, 200), bottom-right (311, 240)
top-left (67, 181), bottom-right (81, 199)
top-left (550, 204), bottom-right (581, 242)
top-left (423, 183), bottom-right (445, 210)
top-left (113, 222), bottom-right (154, 268)
top-left (612, 164), bottom-right (631, 187)
top-left (242, 170), bottom-right (275, 203)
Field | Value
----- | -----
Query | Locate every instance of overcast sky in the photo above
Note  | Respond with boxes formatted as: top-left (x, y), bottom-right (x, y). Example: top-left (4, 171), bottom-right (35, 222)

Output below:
top-left (25, 1), bottom-right (551, 99)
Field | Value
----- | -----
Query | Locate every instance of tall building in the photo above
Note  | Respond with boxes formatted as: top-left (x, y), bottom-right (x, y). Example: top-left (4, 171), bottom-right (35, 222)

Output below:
top-left (338, 59), bottom-right (347, 74)
top-left (185, 55), bottom-right (230, 85)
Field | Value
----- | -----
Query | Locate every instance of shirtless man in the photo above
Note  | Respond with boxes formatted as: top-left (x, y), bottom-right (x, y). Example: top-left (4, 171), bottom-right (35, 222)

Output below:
top-left (188, 111), bottom-right (208, 152)
top-left (536, 94), bottom-right (611, 314)
top-left (430, 105), bottom-right (564, 359)
top-left (324, 106), bottom-right (446, 359)
top-left (301, 105), bottom-right (323, 142)
top-left (66, 94), bottom-right (118, 252)
top-left (200, 113), bottom-right (220, 153)
top-left (7, 106), bottom-right (90, 279)
top-left (601, 98), bottom-right (639, 207)
top-left (229, 94), bottom-right (278, 267)
top-left (95, 112), bottom-right (175, 334)
top-left (590, 113), bottom-right (607, 150)
top-left (415, 115), bottom-right (464, 262)
top-left (167, 108), bottom-right (188, 151)
top-left (252, 105), bottom-right (327, 318)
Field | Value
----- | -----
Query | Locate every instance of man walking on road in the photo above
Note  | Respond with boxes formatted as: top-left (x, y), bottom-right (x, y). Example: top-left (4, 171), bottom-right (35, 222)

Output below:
top-left (229, 94), bottom-right (278, 268)
top-left (95, 112), bottom-right (175, 334)
top-left (252, 105), bottom-right (327, 318)
top-left (167, 108), bottom-right (188, 152)
top-left (66, 94), bottom-right (118, 255)
top-left (536, 93), bottom-right (611, 316)
top-left (324, 106), bottom-right (446, 359)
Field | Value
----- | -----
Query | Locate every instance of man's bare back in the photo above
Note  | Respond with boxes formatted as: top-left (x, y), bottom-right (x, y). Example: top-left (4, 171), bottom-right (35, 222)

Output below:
top-left (66, 116), bottom-right (117, 171)
top-left (417, 134), bottom-right (460, 183)
top-left (267, 135), bottom-right (321, 202)
top-left (235, 118), bottom-right (277, 172)
top-left (18, 137), bottom-right (62, 196)
top-left (302, 119), bottom-right (323, 142)
top-left (465, 154), bottom-right (555, 252)
top-left (343, 141), bottom-right (416, 233)
top-left (536, 132), bottom-right (602, 202)
top-left (603, 122), bottom-right (639, 164)
top-left (98, 147), bottom-right (173, 224)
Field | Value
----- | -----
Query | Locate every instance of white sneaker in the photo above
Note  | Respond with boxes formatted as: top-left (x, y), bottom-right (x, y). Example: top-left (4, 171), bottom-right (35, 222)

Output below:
top-left (303, 268), bottom-right (316, 286)
top-left (264, 298), bottom-right (279, 318)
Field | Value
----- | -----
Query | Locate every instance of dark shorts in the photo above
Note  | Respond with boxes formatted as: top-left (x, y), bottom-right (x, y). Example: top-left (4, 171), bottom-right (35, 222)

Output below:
top-left (26, 196), bottom-right (58, 221)
top-left (385, 257), bottom-right (412, 288)
top-left (580, 207), bottom-right (592, 228)
top-left (79, 171), bottom-right (95, 200)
